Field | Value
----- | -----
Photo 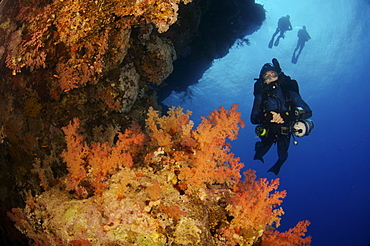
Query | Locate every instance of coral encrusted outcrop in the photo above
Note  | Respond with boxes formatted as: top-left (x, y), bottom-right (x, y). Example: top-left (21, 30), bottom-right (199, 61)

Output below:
top-left (7, 105), bottom-right (311, 245)
top-left (0, 0), bottom-right (311, 245)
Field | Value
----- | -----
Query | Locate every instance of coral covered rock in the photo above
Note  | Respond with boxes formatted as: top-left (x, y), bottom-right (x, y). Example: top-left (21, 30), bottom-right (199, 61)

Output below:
top-left (8, 105), bottom-right (311, 245)
top-left (0, 1), bottom-right (310, 245)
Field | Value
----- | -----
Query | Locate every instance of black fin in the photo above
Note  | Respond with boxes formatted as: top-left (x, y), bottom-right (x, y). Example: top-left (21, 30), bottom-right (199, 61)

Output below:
top-left (268, 162), bottom-right (283, 175)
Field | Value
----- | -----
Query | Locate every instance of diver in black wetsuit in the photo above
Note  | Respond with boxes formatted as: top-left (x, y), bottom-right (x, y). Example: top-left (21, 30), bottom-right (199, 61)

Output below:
top-left (292, 25), bottom-right (311, 64)
top-left (269, 15), bottom-right (293, 48)
top-left (251, 58), bottom-right (313, 175)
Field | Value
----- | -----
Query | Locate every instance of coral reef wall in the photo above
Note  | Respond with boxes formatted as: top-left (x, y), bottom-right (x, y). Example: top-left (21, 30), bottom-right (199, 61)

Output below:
top-left (0, 0), bottom-right (195, 219)
top-left (0, 0), bottom-right (310, 245)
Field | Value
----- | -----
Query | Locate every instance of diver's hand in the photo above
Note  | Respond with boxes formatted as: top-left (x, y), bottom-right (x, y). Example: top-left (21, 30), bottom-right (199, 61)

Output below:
top-left (270, 111), bottom-right (284, 124)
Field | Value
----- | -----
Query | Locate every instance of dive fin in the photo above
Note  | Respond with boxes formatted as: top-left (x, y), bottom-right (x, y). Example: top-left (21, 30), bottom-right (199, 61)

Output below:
top-left (268, 38), bottom-right (274, 49)
top-left (268, 162), bottom-right (283, 175)
top-left (291, 55), bottom-right (298, 64)
top-left (253, 155), bottom-right (265, 163)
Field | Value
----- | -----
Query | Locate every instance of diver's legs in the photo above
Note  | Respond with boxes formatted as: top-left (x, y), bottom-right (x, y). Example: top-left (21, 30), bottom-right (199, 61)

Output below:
top-left (292, 42), bottom-right (299, 63)
top-left (268, 136), bottom-right (290, 175)
top-left (274, 32), bottom-right (284, 46)
top-left (277, 136), bottom-right (290, 164)
top-left (297, 43), bottom-right (305, 57)
top-left (269, 28), bottom-right (280, 48)
top-left (294, 41), bottom-right (300, 53)
top-left (274, 37), bottom-right (280, 46)
top-left (254, 138), bottom-right (274, 163)
top-left (272, 28), bottom-right (280, 38)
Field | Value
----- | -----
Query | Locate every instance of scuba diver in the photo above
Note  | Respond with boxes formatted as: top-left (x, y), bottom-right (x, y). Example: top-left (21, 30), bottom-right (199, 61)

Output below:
top-left (251, 58), bottom-right (313, 175)
top-left (269, 15), bottom-right (293, 48)
top-left (292, 25), bottom-right (311, 64)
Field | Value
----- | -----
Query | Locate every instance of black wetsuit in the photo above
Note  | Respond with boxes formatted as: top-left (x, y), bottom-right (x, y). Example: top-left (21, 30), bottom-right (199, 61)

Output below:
top-left (251, 74), bottom-right (312, 175)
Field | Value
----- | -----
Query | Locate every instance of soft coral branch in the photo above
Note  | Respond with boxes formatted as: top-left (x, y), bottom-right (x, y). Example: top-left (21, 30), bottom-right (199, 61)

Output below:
top-left (179, 104), bottom-right (245, 188)
top-left (61, 118), bottom-right (145, 196)
top-left (195, 104), bottom-right (245, 150)
top-left (261, 220), bottom-right (312, 246)
top-left (145, 104), bottom-right (245, 191)
top-left (60, 118), bottom-right (89, 192)
top-left (219, 169), bottom-right (287, 245)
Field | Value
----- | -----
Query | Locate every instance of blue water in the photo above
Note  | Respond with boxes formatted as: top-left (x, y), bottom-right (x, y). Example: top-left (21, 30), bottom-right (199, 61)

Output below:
top-left (164, 0), bottom-right (370, 245)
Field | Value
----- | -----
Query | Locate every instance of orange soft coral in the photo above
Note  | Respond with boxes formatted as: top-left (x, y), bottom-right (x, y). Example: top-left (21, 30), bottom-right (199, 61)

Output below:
top-left (11, 105), bottom-right (311, 245)
top-left (195, 104), bottom-right (245, 148)
top-left (145, 104), bottom-right (245, 191)
top-left (261, 220), bottom-right (312, 246)
top-left (61, 118), bottom-right (145, 196)
top-left (60, 118), bottom-right (89, 193)
top-left (179, 104), bottom-right (245, 189)
top-left (6, 0), bottom-right (193, 90)
top-left (145, 106), bottom-right (193, 148)
top-left (219, 169), bottom-right (287, 245)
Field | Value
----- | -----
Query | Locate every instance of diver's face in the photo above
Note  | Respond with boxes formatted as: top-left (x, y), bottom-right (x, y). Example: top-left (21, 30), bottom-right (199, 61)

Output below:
top-left (264, 71), bottom-right (278, 84)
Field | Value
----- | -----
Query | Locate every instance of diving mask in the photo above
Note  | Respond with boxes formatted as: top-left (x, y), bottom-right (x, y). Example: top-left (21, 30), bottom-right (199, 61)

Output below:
top-left (263, 71), bottom-right (278, 84)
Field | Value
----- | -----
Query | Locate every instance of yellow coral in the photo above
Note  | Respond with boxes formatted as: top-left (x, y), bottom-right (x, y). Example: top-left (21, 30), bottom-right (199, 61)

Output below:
top-left (23, 97), bottom-right (42, 118)
top-left (174, 217), bottom-right (202, 245)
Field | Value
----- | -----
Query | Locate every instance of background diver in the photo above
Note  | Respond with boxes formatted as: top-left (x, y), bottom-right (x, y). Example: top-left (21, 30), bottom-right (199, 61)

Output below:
top-left (251, 58), bottom-right (313, 175)
top-left (292, 25), bottom-right (311, 64)
top-left (269, 15), bottom-right (293, 48)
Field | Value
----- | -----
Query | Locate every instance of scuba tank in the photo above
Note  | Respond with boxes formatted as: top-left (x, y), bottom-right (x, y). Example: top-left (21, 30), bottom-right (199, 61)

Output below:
top-left (272, 58), bottom-right (282, 73)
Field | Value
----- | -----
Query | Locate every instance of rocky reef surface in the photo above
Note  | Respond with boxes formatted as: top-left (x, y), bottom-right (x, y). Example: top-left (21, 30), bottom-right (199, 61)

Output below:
top-left (0, 0), bottom-right (311, 245)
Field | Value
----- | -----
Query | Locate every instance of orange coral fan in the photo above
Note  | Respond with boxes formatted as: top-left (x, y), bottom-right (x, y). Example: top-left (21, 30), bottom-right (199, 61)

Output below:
top-left (61, 118), bottom-right (145, 196)
top-left (179, 104), bottom-right (245, 188)
top-left (146, 106), bottom-right (194, 148)
top-left (6, 0), bottom-right (193, 90)
top-left (61, 105), bottom-right (246, 196)
top-left (145, 104), bottom-right (245, 191)
top-left (261, 220), bottom-right (312, 246)
top-left (195, 104), bottom-right (246, 147)
top-left (219, 169), bottom-right (287, 245)
top-left (60, 118), bottom-right (89, 193)
top-left (5, 5), bottom-right (51, 75)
